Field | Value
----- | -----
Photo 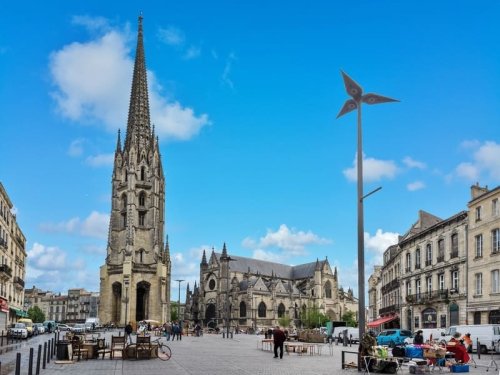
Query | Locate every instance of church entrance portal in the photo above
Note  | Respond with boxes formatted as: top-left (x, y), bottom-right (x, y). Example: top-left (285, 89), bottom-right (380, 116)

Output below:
top-left (136, 281), bottom-right (150, 322)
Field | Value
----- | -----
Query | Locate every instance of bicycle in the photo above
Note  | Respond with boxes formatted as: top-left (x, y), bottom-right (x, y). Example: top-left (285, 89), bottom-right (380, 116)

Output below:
top-left (124, 336), bottom-right (172, 361)
top-left (152, 337), bottom-right (172, 361)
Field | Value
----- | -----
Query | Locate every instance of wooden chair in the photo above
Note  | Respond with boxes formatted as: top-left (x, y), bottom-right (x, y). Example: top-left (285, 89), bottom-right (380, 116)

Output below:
top-left (97, 338), bottom-right (112, 359)
top-left (71, 337), bottom-right (89, 361)
top-left (110, 335), bottom-right (126, 359)
top-left (136, 335), bottom-right (152, 359)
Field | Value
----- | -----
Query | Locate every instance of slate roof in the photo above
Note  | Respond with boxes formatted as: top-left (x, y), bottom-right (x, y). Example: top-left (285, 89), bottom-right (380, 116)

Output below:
top-left (213, 252), bottom-right (326, 280)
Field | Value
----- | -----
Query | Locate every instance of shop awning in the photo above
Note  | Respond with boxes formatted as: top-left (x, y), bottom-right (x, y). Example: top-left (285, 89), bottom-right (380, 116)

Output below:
top-left (9, 307), bottom-right (28, 318)
top-left (367, 315), bottom-right (398, 328)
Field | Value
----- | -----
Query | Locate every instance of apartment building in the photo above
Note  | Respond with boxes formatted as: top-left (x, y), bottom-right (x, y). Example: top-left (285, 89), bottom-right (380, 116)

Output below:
top-left (0, 183), bottom-right (27, 329)
top-left (467, 184), bottom-right (500, 324)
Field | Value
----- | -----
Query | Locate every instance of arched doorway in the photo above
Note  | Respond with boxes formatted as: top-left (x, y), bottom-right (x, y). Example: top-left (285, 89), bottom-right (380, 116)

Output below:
top-left (112, 282), bottom-right (122, 324)
top-left (449, 303), bottom-right (459, 326)
top-left (205, 303), bottom-right (216, 327)
top-left (135, 281), bottom-right (150, 321)
top-left (489, 310), bottom-right (500, 324)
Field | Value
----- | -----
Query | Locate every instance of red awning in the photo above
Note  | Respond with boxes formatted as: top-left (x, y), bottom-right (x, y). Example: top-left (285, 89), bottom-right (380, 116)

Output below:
top-left (367, 315), bottom-right (398, 328)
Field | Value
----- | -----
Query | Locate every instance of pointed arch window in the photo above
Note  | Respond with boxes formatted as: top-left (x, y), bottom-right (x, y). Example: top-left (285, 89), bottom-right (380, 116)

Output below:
top-left (239, 301), bottom-right (247, 317)
top-left (140, 166), bottom-right (146, 181)
top-left (139, 212), bottom-right (146, 226)
top-left (324, 281), bottom-right (332, 299)
top-left (258, 301), bottom-right (267, 318)
top-left (139, 192), bottom-right (146, 207)
top-left (278, 303), bottom-right (286, 318)
top-left (121, 194), bottom-right (127, 210)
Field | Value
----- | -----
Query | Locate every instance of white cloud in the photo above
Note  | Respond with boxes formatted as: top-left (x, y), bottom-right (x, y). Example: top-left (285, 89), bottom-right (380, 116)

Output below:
top-left (71, 15), bottom-right (110, 33)
top-left (221, 52), bottom-right (236, 89)
top-left (364, 229), bottom-right (399, 264)
top-left (402, 156), bottom-right (426, 170)
top-left (252, 249), bottom-right (284, 263)
top-left (343, 153), bottom-right (398, 182)
top-left (243, 224), bottom-right (331, 257)
top-left (68, 138), bottom-right (85, 157)
top-left (85, 153), bottom-right (114, 167)
top-left (459, 139), bottom-right (480, 150)
top-left (183, 45), bottom-right (201, 60)
top-left (27, 243), bottom-right (67, 270)
top-left (407, 181), bottom-right (426, 191)
top-left (158, 26), bottom-right (185, 46)
top-left (40, 211), bottom-right (109, 239)
top-left (454, 141), bottom-right (500, 182)
top-left (49, 17), bottom-right (210, 141)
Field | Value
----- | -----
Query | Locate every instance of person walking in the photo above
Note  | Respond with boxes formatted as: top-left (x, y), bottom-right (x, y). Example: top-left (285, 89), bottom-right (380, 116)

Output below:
top-left (413, 330), bottom-right (424, 345)
top-left (273, 326), bottom-right (286, 359)
top-left (125, 322), bottom-right (133, 344)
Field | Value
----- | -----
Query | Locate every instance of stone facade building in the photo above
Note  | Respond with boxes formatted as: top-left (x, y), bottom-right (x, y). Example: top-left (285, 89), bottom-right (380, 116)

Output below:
top-left (368, 184), bottom-right (500, 331)
top-left (467, 184), bottom-right (500, 324)
top-left (0, 182), bottom-right (27, 329)
top-left (184, 244), bottom-right (348, 330)
top-left (99, 16), bottom-right (171, 326)
top-left (368, 265), bottom-right (382, 322)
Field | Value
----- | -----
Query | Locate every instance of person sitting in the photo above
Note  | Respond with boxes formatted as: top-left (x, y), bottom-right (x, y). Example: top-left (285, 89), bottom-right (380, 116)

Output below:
top-left (413, 330), bottom-right (424, 345)
top-left (447, 332), bottom-right (470, 363)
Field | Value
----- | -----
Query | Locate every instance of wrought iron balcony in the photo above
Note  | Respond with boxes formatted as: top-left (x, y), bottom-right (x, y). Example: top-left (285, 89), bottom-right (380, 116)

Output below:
top-left (406, 289), bottom-right (449, 304)
top-left (381, 279), bottom-right (400, 294)
top-left (436, 255), bottom-right (445, 263)
top-left (379, 304), bottom-right (401, 315)
top-left (14, 276), bottom-right (25, 288)
top-left (0, 264), bottom-right (12, 278)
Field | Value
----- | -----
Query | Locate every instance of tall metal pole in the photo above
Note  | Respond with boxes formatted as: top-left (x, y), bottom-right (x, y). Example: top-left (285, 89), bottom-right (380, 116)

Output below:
top-left (175, 279), bottom-right (184, 321)
top-left (337, 71), bottom-right (398, 340)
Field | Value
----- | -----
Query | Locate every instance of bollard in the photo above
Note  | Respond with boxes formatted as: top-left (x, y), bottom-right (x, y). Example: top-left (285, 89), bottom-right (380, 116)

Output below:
top-left (1, 330), bottom-right (3, 346)
top-left (47, 340), bottom-right (51, 363)
top-left (477, 339), bottom-right (481, 359)
top-left (51, 338), bottom-right (55, 357)
top-left (15, 352), bottom-right (21, 375)
top-left (43, 342), bottom-right (47, 369)
top-left (36, 344), bottom-right (41, 375)
top-left (29, 347), bottom-right (34, 375)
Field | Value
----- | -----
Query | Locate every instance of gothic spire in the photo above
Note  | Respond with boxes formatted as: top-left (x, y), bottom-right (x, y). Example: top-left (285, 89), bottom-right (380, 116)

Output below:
top-left (115, 129), bottom-right (122, 153)
top-left (125, 15), bottom-right (151, 150)
top-left (165, 235), bottom-right (170, 262)
top-left (201, 249), bottom-right (207, 265)
top-left (221, 242), bottom-right (228, 258)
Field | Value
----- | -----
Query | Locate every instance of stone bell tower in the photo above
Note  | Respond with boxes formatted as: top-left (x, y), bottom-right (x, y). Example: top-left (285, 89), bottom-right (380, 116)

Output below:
top-left (99, 15), bottom-right (171, 326)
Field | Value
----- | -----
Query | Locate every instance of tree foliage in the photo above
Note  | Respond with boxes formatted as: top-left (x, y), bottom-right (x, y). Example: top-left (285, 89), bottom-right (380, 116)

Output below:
top-left (303, 306), bottom-right (328, 328)
top-left (278, 316), bottom-right (291, 328)
top-left (28, 306), bottom-right (45, 323)
top-left (342, 310), bottom-right (357, 327)
top-left (170, 302), bottom-right (179, 321)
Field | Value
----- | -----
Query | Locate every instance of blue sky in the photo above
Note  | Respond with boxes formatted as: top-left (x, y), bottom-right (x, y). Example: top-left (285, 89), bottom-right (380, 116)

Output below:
top-left (1, 1), bottom-right (499, 302)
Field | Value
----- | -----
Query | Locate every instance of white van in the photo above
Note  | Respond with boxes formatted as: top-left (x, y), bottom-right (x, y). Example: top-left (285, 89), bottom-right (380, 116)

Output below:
top-left (404, 328), bottom-right (445, 344)
top-left (441, 325), bottom-right (500, 353)
top-left (333, 327), bottom-right (359, 343)
top-left (85, 317), bottom-right (101, 330)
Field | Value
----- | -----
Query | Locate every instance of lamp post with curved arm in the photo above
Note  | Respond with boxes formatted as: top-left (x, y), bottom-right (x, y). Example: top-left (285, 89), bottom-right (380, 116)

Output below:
top-left (337, 71), bottom-right (398, 339)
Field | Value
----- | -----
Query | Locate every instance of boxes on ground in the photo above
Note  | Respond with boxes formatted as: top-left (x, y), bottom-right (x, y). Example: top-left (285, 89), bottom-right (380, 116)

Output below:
top-left (450, 364), bottom-right (469, 373)
top-left (409, 365), bottom-right (430, 374)
top-left (423, 347), bottom-right (446, 358)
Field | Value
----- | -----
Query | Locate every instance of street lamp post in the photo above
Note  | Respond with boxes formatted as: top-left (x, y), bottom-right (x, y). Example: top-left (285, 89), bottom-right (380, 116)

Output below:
top-left (221, 255), bottom-right (236, 338)
top-left (175, 279), bottom-right (184, 322)
top-left (123, 279), bottom-right (129, 327)
top-left (337, 71), bottom-right (398, 340)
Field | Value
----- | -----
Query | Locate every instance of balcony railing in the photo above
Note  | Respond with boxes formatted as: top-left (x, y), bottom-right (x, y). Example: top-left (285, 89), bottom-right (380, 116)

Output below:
top-left (450, 251), bottom-right (459, 259)
top-left (381, 279), bottom-right (400, 294)
top-left (379, 304), bottom-right (401, 315)
top-left (406, 289), bottom-right (449, 304)
top-left (0, 264), bottom-right (12, 277)
top-left (14, 276), bottom-right (25, 288)
top-left (437, 255), bottom-right (445, 263)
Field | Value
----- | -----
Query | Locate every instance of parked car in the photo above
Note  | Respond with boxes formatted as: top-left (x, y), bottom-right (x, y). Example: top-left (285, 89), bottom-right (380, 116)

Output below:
top-left (57, 324), bottom-right (72, 331)
top-left (72, 323), bottom-right (86, 333)
top-left (33, 323), bottom-right (46, 334)
top-left (377, 329), bottom-right (412, 346)
top-left (9, 323), bottom-right (28, 339)
top-left (18, 318), bottom-right (35, 337)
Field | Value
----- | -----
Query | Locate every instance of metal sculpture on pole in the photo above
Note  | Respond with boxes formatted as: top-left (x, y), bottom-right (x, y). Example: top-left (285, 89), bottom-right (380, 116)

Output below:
top-left (337, 71), bottom-right (398, 340)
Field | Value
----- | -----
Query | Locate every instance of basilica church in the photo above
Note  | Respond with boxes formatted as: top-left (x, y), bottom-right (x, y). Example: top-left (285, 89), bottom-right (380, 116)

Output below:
top-left (184, 244), bottom-right (354, 330)
top-left (99, 16), bottom-right (171, 326)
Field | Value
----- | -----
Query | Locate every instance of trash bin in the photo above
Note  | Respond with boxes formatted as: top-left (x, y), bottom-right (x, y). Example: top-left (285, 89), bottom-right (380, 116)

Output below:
top-left (56, 341), bottom-right (69, 360)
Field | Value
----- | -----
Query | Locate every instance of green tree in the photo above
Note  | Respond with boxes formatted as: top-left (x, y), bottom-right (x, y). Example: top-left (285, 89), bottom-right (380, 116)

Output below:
top-left (278, 316), bottom-right (291, 328)
top-left (28, 306), bottom-right (45, 323)
top-left (303, 306), bottom-right (328, 328)
top-left (170, 302), bottom-right (179, 321)
top-left (341, 310), bottom-right (357, 327)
